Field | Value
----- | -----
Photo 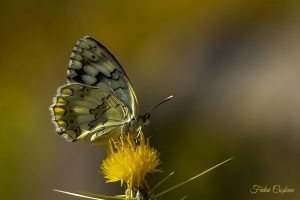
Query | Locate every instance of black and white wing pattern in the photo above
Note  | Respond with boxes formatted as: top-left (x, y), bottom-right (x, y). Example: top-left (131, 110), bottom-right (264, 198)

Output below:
top-left (67, 36), bottom-right (138, 116)
top-left (50, 36), bottom-right (138, 143)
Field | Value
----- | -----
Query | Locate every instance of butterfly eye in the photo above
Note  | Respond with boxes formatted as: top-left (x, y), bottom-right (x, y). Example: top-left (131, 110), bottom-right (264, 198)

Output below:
top-left (70, 119), bottom-right (75, 124)
top-left (143, 113), bottom-right (150, 120)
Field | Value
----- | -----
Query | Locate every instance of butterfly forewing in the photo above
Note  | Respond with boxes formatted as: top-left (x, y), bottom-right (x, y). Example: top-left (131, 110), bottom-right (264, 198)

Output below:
top-left (67, 36), bottom-right (138, 116)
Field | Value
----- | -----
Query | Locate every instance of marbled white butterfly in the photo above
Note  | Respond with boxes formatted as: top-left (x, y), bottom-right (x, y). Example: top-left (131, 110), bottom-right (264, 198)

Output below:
top-left (50, 36), bottom-right (171, 144)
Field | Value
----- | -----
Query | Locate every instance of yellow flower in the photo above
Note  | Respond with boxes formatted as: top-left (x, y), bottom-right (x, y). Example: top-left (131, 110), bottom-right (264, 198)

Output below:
top-left (101, 132), bottom-right (160, 190)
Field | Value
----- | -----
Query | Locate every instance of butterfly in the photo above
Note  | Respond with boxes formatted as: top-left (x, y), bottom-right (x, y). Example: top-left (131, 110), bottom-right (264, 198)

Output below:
top-left (50, 36), bottom-right (172, 144)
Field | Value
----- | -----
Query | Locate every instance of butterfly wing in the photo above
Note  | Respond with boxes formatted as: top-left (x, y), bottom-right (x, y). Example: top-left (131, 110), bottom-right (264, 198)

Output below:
top-left (50, 36), bottom-right (140, 143)
top-left (50, 83), bottom-right (131, 143)
top-left (67, 36), bottom-right (138, 117)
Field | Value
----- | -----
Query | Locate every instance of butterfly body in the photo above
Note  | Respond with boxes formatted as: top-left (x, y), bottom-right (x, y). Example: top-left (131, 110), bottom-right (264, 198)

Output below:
top-left (50, 36), bottom-right (148, 144)
top-left (122, 114), bottom-right (150, 135)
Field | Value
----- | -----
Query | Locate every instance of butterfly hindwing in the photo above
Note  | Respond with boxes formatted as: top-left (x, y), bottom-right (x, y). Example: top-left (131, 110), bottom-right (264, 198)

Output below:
top-left (67, 36), bottom-right (138, 116)
top-left (50, 83), bottom-right (131, 143)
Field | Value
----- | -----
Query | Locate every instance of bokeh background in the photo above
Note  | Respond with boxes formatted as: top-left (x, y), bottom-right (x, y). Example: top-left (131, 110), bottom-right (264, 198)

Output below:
top-left (0, 0), bottom-right (299, 199)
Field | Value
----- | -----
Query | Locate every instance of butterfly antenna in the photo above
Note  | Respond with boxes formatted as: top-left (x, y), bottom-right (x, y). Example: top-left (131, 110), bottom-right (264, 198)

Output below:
top-left (146, 95), bottom-right (173, 114)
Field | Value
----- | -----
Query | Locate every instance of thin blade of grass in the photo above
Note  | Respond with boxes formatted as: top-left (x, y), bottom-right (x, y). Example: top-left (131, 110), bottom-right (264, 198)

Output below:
top-left (150, 172), bottom-right (175, 192)
top-left (179, 195), bottom-right (188, 200)
top-left (155, 158), bottom-right (233, 198)
top-left (80, 192), bottom-right (125, 199)
top-left (54, 189), bottom-right (124, 200)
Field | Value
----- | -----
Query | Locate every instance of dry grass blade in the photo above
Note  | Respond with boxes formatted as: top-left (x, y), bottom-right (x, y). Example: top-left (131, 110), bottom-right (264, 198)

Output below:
top-left (150, 172), bottom-right (174, 192)
top-left (155, 158), bottom-right (233, 198)
top-left (54, 189), bottom-right (125, 200)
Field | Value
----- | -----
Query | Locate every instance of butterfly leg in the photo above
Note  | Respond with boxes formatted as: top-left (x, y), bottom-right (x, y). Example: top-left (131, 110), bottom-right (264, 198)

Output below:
top-left (134, 127), bottom-right (142, 143)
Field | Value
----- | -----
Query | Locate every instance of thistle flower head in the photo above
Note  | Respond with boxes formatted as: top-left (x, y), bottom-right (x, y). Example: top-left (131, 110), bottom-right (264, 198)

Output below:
top-left (101, 132), bottom-right (160, 190)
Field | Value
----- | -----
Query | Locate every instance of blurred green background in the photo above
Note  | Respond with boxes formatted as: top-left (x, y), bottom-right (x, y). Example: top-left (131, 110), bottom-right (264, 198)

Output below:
top-left (0, 0), bottom-right (299, 199)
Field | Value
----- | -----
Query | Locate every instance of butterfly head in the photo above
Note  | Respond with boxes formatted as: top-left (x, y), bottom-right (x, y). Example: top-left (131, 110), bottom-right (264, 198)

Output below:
top-left (139, 95), bottom-right (174, 128)
top-left (141, 112), bottom-right (151, 126)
